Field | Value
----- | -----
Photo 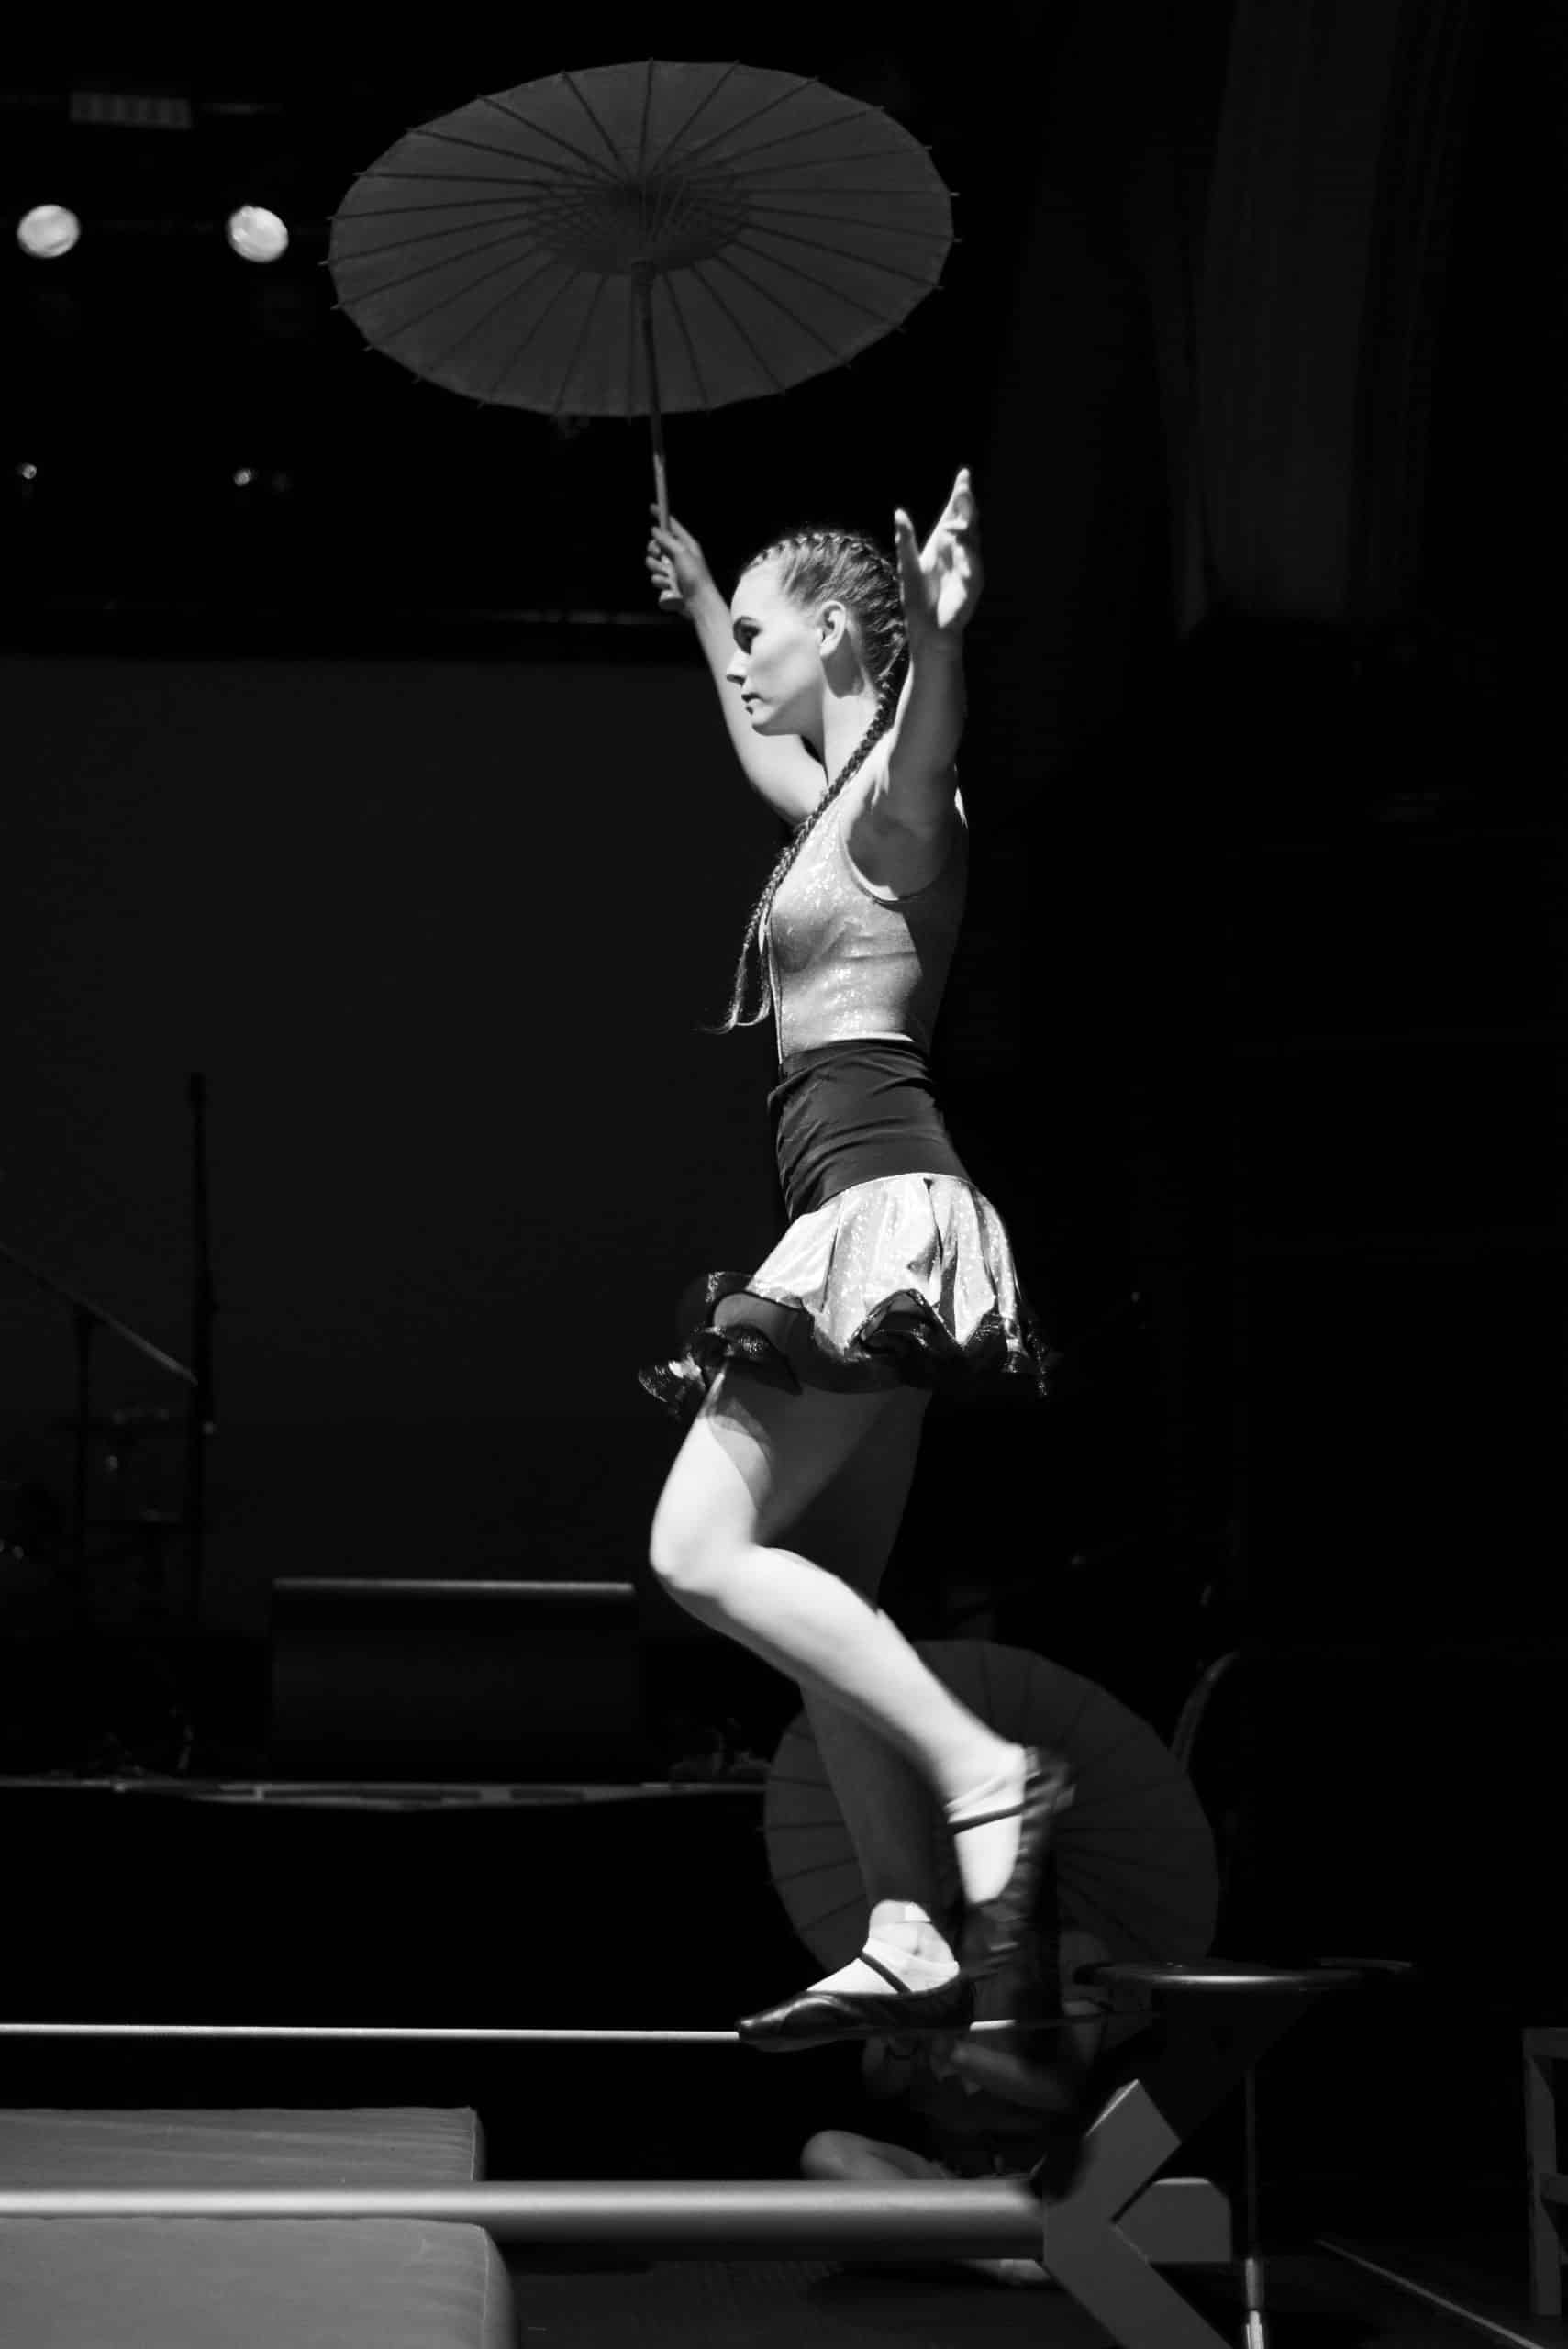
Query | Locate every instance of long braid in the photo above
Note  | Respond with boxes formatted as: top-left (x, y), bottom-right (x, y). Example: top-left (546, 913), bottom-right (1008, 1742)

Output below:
top-left (701, 529), bottom-right (908, 1039)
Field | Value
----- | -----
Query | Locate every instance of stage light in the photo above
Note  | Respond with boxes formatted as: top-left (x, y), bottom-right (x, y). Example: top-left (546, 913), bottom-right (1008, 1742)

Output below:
top-left (226, 206), bottom-right (288, 263)
top-left (17, 206), bottom-right (81, 260)
top-left (233, 468), bottom-right (256, 487)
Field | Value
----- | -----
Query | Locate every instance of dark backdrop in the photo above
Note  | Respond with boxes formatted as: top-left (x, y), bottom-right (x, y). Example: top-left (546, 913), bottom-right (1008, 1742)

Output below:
top-left (0, 651), bottom-right (788, 1630)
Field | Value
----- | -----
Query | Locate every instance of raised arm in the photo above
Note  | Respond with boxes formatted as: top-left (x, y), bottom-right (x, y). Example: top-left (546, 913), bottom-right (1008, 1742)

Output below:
top-left (648, 509), bottom-right (822, 829)
top-left (872, 469), bottom-right (983, 836)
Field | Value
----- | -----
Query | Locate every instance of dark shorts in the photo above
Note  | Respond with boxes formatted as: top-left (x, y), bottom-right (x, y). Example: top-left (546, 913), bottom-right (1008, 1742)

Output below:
top-left (768, 1037), bottom-right (972, 1223)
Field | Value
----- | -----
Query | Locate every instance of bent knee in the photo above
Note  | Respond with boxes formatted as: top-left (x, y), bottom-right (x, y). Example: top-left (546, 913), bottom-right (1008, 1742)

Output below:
top-left (799, 2131), bottom-right (859, 2181)
top-left (649, 1411), bottom-right (764, 1597)
top-left (647, 1516), bottom-right (740, 1600)
top-left (800, 2130), bottom-right (934, 2185)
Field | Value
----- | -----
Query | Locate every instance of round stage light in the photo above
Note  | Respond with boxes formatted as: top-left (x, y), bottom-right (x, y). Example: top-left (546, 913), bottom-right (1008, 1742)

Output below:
top-left (226, 206), bottom-right (289, 263)
top-left (17, 205), bottom-right (81, 260)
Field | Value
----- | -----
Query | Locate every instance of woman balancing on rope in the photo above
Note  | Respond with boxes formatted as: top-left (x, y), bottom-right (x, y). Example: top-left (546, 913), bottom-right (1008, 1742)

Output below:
top-left (640, 473), bottom-right (1073, 2105)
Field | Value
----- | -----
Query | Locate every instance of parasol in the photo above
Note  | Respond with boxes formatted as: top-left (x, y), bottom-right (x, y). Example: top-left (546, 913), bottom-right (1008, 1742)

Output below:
top-left (762, 1639), bottom-right (1220, 2064)
top-left (328, 58), bottom-right (955, 525)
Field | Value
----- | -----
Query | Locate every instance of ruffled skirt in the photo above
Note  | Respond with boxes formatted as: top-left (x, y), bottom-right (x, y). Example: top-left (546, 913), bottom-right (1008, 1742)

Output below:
top-left (638, 1170), bottom-right (1059, 1422)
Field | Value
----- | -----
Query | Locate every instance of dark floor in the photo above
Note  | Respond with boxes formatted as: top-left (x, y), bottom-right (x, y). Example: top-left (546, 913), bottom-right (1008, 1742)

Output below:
top-left (1314, 2226), bottom-right (1564, 2349)
top-left (483, 2138), bottom-right (1562, 2347)
top-left (494, 2242), bottom-right (1562, 2347)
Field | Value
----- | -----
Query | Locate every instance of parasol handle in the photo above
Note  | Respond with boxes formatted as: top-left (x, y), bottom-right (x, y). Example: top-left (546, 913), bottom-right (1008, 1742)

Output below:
top-left (635, 269), bottom-right (669, 531)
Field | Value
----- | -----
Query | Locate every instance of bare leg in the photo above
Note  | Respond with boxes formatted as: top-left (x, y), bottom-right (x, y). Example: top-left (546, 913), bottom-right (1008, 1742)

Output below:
top-left (650, 1369), bottom-right (1022, 1811)
top-left (651, 1361), bottom-right (1042, 2009)
top-left (785, 1386), bottom-right (951, 1926)
top-left (803, 1696), bottom-right (949, 1917)
top-left (660, 1548), bottom-right (1015, 1802)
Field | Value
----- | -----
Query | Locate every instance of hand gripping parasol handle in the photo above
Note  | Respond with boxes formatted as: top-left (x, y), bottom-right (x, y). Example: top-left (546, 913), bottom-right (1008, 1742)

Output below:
top-left (634, 268), bottom-right (669, 531)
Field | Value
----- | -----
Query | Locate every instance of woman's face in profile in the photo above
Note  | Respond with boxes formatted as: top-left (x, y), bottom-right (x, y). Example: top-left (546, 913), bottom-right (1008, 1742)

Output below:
top-left (725, 562), bottom-right (839, 740)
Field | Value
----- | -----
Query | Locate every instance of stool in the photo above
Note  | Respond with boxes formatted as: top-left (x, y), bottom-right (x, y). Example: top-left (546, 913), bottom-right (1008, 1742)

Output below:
top-left (1035, 1958), bottom-right (1414, 2349)
top-left (1527, 2024), bottom-right (1568, 2317)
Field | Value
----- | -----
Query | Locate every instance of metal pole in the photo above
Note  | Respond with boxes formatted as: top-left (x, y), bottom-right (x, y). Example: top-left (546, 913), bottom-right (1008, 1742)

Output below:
top-left (0, 2180), bottom-right (1047, 2258)
top-left (0, 2018), bottom-right (1043, 2045)
top-left (1242, 2056), bottom-right (1267, 2349)
top-left (636, 267), bottom-right (669, 529)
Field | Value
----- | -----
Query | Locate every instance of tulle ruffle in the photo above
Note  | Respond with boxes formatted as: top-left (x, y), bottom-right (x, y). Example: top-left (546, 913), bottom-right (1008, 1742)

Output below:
top-left (639, 1174), bottom-right (1060, 1422)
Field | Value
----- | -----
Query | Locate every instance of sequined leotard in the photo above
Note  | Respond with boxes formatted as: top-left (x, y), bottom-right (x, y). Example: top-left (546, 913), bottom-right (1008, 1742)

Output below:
top-left (638, 774), bottom-right (1056, 1412)
top-left (763, 787), bottom-right (969, 1059)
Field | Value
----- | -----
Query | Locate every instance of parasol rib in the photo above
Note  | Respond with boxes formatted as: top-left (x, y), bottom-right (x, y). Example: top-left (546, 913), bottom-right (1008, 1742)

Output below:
top-left (770, 1858), bottom-right (866, 1889)
top-left (470, 266), bottom-right (596, 406)
top-left (558, 68), bottom-right (665, 175)
top-left (634, 56), bottom-right (657, 186)
top-left (638, 59), bottom-right (752, 181)
top-left (468, 95), bottom-right (641, 182)
top-left (657, 88), bottom-right (888, 179)
top-left (625, 279), bottom-right (642, 438)
top-left (709, 223), bottom-right (941, 306)
top-left (397, 130), bottom-right (613, 188)
top-left (338, 234), bottom-right (575, 352)
top-left (344, 175), bottom-right (657, 205)
top-left (677, 259), bottom-right (805, 387)
top-left (337, 206), bottom-right (709, 277)
top-left (1065, 1765), bottom-right (1208, 1804)
top-left (668, 116), bottom-right (909, 179)
top-left (342, 187), bottom-right (666, 248)
top-left (522, 269), bottom-right (616, 413)
top-left (335, 213), bottom-right (578, 288)
top-left (646, 69), bottom-right (838, 181)
top-left (652, 269), bottom-right (717, 416)
top-left (728, 198), bottom-right (953, 242)
top-left (408, 252), bottom-right (589, 400)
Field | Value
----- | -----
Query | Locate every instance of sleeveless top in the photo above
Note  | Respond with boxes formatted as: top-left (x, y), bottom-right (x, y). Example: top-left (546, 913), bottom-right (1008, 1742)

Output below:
top-left (763, 786), bottom-right (968, 1063)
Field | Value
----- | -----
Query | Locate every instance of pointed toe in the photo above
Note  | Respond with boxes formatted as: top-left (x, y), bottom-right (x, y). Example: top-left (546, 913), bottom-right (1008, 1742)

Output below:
top-left (736, 1972), bottom-right (973, 2053)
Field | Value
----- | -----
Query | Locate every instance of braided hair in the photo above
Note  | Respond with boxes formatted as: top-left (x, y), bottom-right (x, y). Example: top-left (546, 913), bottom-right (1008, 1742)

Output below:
top-left (702, 528), bottom-right (908, 1037)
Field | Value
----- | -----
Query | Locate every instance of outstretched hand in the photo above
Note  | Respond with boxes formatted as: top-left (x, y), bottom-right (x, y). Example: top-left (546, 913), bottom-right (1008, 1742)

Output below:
top-left (893, 467), bottom-right (984, 645)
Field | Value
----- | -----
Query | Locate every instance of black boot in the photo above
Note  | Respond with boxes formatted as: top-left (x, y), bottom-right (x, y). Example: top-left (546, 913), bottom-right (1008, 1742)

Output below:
top-left (956, 1745), bottom-right (1075, 1987)
top-left (949, 1930), bottom-right (1096, 2200)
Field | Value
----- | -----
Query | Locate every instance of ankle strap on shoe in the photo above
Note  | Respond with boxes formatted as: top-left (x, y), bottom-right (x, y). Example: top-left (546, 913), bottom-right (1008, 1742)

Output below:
top-left (858, 1946), bottom-right (914, 1994)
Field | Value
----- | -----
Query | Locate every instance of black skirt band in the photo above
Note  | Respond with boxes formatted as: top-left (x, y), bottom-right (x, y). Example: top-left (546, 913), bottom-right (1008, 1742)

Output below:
top-left (768, 1037), bottom-right (972, 1223)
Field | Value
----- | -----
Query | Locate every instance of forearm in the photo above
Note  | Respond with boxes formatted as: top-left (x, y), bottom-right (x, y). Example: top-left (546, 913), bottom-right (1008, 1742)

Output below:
top-left (686, 578), bottom-right (753, 763)
top-left (688, 575), bottom-right (737, 689)
top-left (894, 637), bottom-right (967, 771)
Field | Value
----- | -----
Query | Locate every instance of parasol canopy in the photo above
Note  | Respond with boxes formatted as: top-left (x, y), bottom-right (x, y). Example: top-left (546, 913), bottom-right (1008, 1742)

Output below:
top-left (328, 58), bottom-right (954, 521)
top-left (762, 1639), bottom-right (1220, 2062)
